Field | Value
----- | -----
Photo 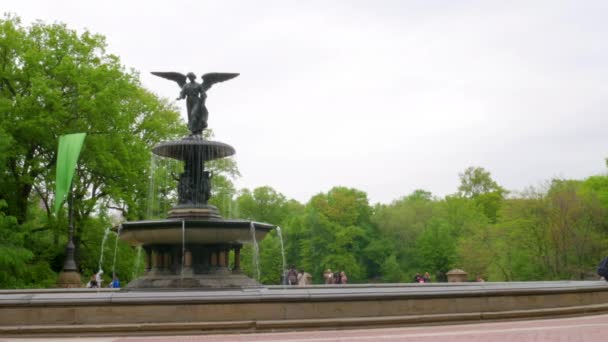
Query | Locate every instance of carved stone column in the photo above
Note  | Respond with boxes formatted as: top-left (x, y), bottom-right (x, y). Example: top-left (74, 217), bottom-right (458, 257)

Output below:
top-left (144, 247), bottom-right (152, 273)
top-left (233, 245), bottom-right (241, 272)
top-left (210, 248), bottom-right (218, 272)
top-left (180, 248), bottom-right (193, 277)
top-left (162, 249), bottom-right (172, 274)
top-left (150, 247), bottom-right (162, 275)
top-left (171, 246), bottom-right (180, 274)
top-left (216, 245), bottom-right (230, 274)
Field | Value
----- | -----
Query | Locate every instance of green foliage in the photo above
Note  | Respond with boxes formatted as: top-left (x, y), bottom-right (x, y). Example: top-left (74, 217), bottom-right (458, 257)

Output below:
top-left (457, 167), bottom-right (506, 223)
top-left (371, 190), bottom-right (437, 278)
top-left (415, 219), bottom-right (456, 280)
top-left (258, 232), bottom-right (283, 284)
top-left (285, 187), bottom-right (372, 283)
top-left (380, 253), bottom-right (403, 282)
top-left (0, 201), bottom-right (56, 288)
top-left (0, 14), bottom-right (184, 223)
top-left (458, 166), bottom-right (505, 198)
top-left (0, 15), bottom-right (183, 288)
top-left (236, 186), bottom-right (292, 225)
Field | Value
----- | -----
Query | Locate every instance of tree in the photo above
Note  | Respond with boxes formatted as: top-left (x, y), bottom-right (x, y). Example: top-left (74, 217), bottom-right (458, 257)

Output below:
top-left (292, 187), bottom-right (373, 282)
top-left (488, 194), bottom-right (552, 280)
top-left (371, 190), bottom-right (437, 277)
top-left (236, 186), bottom-right (291, 225)
top-left (0, 15), bottom-right (185, 285)
top-left (458, 166), bottom-right (505, 198)
top-left (0, 15), bottom-right (185, 224)
top-left (545, 180), bottom-right (607, 278)
top-left (457, 167), bottom-right (506, 223)
top-left (415, 219), bottom-right (456, 280)
top-left (380, 253), bottom-right (404, 283)
top-left (473, 180), bottom-right (608, 281)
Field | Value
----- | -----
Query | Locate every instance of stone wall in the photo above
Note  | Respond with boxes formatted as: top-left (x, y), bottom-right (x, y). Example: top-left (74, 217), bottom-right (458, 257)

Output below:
top-left (1, 281), bottom-right (608, 336)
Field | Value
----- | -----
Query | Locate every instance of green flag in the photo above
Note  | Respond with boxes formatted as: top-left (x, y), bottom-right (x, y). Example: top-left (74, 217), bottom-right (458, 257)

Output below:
top-left (54, 133), bottom-right (87, 215)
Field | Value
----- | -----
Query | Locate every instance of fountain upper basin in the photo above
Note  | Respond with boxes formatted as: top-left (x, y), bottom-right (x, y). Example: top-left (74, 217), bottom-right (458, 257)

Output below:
top-left (152, 137), bottom-right (235, 161)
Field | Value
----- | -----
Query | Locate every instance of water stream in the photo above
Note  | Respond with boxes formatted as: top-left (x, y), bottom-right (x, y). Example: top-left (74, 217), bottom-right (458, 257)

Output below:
top-left (97, 227), bottom-right (111, 272)
top-left (111, 225), bottom-right (123, 277)
top-left (276, 226), bottom-right (286, 284)
top-left (147, 154), bottom-right (156, 219)
top-left (249, 222), bottom-right (261, 281)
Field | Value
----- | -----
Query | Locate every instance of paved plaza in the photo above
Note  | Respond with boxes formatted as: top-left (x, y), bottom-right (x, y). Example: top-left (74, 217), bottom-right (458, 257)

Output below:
top-left (4, 313), bottom-right (608, 342)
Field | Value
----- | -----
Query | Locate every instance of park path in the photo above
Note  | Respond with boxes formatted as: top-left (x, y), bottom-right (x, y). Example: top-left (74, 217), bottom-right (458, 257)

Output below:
top-left (4, 313), bottom-right (608, 341)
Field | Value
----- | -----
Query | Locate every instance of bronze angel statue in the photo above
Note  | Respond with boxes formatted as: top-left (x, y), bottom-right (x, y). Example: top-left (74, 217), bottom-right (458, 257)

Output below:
top-left (151, 71), bottom-right (239, 135)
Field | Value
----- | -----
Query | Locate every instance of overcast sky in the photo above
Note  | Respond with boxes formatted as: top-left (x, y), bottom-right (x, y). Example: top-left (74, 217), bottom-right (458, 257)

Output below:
top-left (8, 1), bottom-right (608, 204)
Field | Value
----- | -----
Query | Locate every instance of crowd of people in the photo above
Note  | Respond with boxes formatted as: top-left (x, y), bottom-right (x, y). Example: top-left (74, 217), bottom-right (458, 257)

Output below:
top-left (285, 266), bottom-right (311, 285)
top-left (412, 272), bottom-right (486, 283)
top-left (323, 269), bottom-right (348, 284)
top-left (284, 266), bottom-right (348, 285)
top-left (86, 268), bottom-right (488, 287)
top-left (413, 272), bottom-right (432, 283)
top-left (86, 268), bottom-right (489, 287)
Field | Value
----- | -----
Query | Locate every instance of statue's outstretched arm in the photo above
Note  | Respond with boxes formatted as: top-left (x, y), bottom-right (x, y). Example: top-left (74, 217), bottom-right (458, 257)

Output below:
top-left (177, 87), bottom-right (186, 101)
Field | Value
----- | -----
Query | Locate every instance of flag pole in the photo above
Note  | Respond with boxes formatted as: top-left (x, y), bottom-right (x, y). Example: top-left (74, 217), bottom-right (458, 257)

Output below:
top-left (62, 185), bottom-right (77, 272)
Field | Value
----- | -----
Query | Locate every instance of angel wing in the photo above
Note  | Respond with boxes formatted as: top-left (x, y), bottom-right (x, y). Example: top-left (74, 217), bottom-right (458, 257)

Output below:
top-left (150, 72), bottom-right (188, 88)
top-left (201, 73), bottom-right (239, 91)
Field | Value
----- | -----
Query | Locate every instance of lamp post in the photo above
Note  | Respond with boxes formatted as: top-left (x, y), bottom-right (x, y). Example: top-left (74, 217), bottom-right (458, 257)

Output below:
top-left (57, 190), bottom-right (82, 287)
top-left (62, 191), bottom-right (77, 271)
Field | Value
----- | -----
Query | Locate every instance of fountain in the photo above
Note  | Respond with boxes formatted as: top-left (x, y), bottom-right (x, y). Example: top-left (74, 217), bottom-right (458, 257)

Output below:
top-left (118, 71), bottom-right (275, 288)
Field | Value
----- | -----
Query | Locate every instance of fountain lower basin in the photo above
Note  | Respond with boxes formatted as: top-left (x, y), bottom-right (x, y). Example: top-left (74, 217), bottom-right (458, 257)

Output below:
top-left (120, 219), bottom-right (273, 245)
top-left (120, 219), bottom-right (274, 289)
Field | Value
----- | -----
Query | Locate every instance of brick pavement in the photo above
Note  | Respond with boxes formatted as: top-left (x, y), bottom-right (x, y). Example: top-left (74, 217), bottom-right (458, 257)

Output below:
top-left (4, 314), bottom-right (608, 342)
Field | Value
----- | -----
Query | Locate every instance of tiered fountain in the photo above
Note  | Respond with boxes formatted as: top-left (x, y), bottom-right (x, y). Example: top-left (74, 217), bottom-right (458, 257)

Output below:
top-left (119, 71), bottom-right (274, 288)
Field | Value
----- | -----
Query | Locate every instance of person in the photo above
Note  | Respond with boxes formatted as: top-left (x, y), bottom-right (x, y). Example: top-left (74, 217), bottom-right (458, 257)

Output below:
top-left (423, 272), bottom-right (431, 283)
top-left (298, 271), bottom-right (312, 286)
top-left (86, 275), bottom-right (98, 288)
top-left (95, 270), bottom-right (104, 287)
top-left (413, 273), bottom-right (424, 283)
top-left (597, 256), bottom-right (608, 281)
top-left (305, 272), bottom-right (313, 285)
top-left (334, 271), bottom-right (342, 284)
top-left (110, 275), bottom-right (120, 288)
top-left (324, 269), bottom-right (334, 284)
top-left (287, 266), bottom-right (298, 285)
top-left (340, 271), bottom-right (348, 284)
